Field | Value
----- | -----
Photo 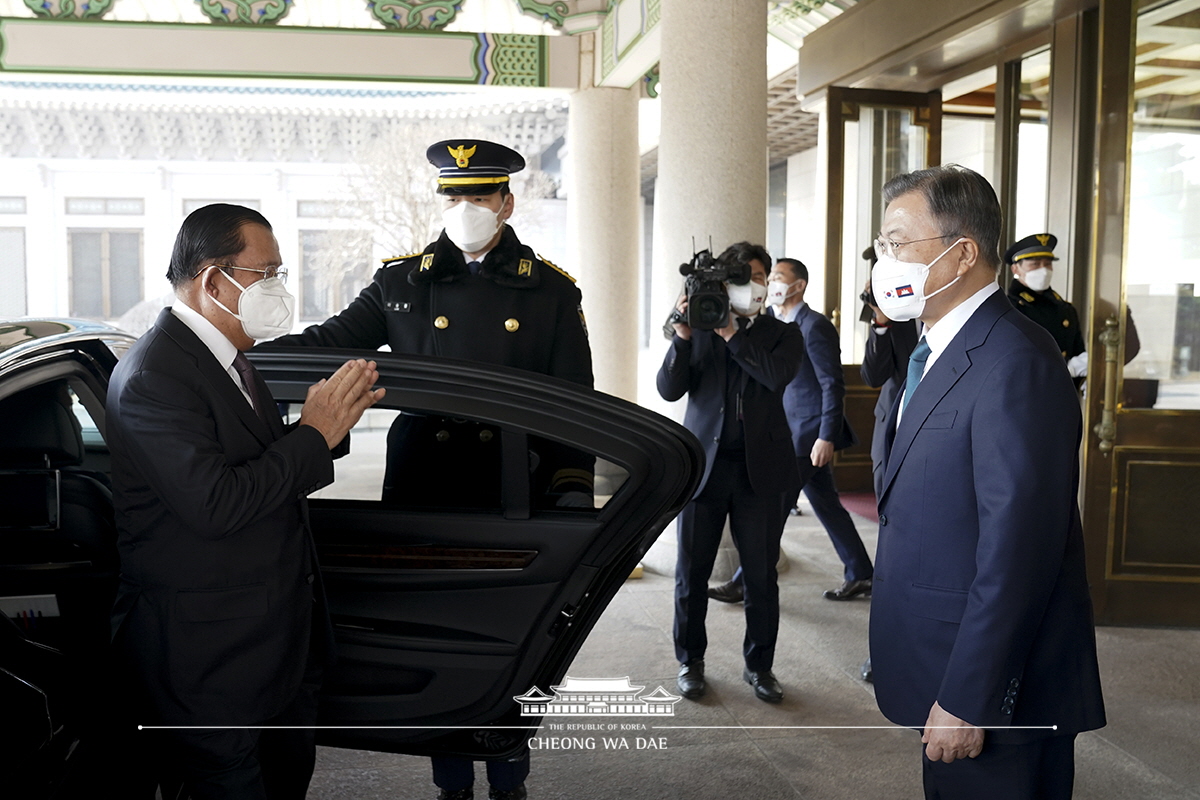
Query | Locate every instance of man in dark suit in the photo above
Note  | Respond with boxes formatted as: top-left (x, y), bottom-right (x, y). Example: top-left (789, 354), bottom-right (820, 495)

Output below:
top-left (707, 255), bottom-right (873, 603)
top-left (769, 257), bottom-right (872, 599)
top-left (658, 241), bottom-right (803, 704)
top-left (107, 204), bottom-right (384, 799)
top-left (869, 166), bottom-right (1105, 799)
top-left (859, 276), bottom-right (919, 502)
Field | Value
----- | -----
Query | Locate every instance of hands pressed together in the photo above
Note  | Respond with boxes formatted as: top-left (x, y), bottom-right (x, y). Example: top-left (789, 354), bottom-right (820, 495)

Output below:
top-left (299, 359), bottom-right (386, 449)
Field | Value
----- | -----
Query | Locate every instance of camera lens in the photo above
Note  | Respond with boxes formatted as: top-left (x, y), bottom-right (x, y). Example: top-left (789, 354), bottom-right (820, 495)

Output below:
top-left (692, 294), bottom-right (727, 328)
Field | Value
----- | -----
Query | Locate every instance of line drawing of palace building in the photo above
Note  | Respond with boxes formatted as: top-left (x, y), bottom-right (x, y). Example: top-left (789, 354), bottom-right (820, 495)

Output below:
top-left (514, 677), bottom-right (682, 717)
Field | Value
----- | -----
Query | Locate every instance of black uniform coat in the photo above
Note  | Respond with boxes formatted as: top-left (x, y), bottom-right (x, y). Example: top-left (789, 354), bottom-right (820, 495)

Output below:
top-left (1007, 280), bottom-right (1085, 360)
top-left (107, 308), bottom-right (335, 726)
top-left (656, 315), bottom-right (804, 498)
top-left (860, 319), bottom-right (919, 499)
top-left (272, 226), bottom-right (593, 388)
top-left (870, 291), bottom-right (1105, 745)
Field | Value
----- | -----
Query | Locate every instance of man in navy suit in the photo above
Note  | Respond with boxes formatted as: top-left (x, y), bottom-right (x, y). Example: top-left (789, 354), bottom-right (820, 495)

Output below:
top-left (108, 204), bottom-right (384, 799)
top-left (769, 257), bottom-right (873, 600)
top-left (868, 166), bottom-right (1105, 799)
top-left (658, 242), bottom-right (803, 703)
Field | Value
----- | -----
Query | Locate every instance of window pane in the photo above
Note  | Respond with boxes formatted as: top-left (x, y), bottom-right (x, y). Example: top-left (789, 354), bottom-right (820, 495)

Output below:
top-left (70, 231), bottom-right (104, 319)
top-left (0, 228), bottom-right (27, 317)
top-left (0, 197), bottom-right (26, 214)
top-left (108, 231), bottom-right (143, 318)
top-left (66, 198), bottom-right (106, 215)
top-left (1124, 1), bottom-right (1200, 409)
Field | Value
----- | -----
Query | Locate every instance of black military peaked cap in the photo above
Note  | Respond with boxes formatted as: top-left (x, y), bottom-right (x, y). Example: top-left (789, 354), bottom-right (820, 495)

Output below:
top-left (427, 139), bottom-right (526, 195)
top-left (1004, 233), bottom-right (1059, 265)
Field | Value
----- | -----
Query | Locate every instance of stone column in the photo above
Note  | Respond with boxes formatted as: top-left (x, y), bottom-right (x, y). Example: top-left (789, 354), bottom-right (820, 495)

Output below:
top-left (651, 0), bottom-right (769, 331)
top-left (567, 33), bottom-right (641, 403)
top-left (641, 0), bottom-right (771, 581)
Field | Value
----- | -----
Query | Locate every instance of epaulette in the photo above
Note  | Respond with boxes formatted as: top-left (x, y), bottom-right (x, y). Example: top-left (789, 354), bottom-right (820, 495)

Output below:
top-left (381, 251), bottom-right (422, 267)
top-left (1019, 292), bottom-right (1036, 303)
top-left (538, 254), bottom-right (576, 284)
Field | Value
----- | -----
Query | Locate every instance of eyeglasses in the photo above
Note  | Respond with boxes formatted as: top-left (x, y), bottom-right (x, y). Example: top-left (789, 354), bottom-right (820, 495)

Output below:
top-left (194, 264), bottom-right (289, 284)
top-left (873, 234), bottom-right (956, 261)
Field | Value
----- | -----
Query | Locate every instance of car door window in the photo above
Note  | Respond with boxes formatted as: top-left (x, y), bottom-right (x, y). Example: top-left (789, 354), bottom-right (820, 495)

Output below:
top-left (296, 403), bottom-right (628, 511)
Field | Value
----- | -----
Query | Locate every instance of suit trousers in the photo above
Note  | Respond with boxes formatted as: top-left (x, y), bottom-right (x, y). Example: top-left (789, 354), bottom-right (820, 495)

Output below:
top-left (432, 752), bottom-right (531, 792)
top-left (674, 452), bottom-right (788, 672)
top-left (795, 459), bottom-right (874, 582)
top-left (921, 734), bottom-right (1076, 800)
top-left (163, 656), bottom-right (323, 800)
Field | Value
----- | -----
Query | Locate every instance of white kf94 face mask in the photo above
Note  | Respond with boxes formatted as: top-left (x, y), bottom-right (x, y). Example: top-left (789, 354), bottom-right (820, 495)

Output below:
top-left (766, 279), bottom-right (800, 306)
top-left (442, 200), bottom-right (501, 253)
top-left (1020, 267), bottom-right (1053, 292)
top-left (206, 267), bottom-right (296, 341)
top-left (726, 280), bottom-right (769, 317)
top-left (871, 238), bottom-right (966, 322)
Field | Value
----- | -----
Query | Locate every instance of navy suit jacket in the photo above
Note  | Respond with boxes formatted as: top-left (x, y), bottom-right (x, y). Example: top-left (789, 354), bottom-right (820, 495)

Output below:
top-left (770, 303), bottom-right (857, 458)
top-left (869, 290), bottom-right (1105, 744)
top-left (108, 308), bottom-right (336, 726)
top-left (657, 315), bottom-right (803, 498)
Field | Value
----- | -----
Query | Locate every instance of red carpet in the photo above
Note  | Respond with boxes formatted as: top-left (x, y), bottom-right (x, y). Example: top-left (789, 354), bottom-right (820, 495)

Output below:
top-left (839, 491), bottom-right (879, 523)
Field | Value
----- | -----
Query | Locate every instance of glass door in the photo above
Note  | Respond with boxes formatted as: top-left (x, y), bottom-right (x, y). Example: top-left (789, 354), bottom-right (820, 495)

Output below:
top-left (824, 88), bottom-right (942, 363)
top-left (1083, 0), bottom-right (1200, 626)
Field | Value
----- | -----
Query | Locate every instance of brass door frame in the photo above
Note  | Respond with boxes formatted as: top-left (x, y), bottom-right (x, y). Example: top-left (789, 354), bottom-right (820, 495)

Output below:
top-left (1081, 0), bottom-right (1200, 626)
top-left (823, 87), bottom-right (942, 330)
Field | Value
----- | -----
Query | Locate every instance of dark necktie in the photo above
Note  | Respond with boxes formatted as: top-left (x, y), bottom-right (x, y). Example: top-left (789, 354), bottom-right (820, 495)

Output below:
top-left (468, 260), bottom-right (481, 275)
top-left (902, 337), bottom-right (932, 413)
top-left (232, 351), bottom-right (270, 425)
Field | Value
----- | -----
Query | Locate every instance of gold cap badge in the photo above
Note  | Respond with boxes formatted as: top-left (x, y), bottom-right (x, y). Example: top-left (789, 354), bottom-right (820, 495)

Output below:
top-left (1036, 234), bottom-right (1051, 246)
top-left (447, 144), bottom-right (477, 169)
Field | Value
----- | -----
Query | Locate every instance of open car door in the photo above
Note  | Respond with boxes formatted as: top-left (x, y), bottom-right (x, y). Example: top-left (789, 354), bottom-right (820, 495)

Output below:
top-left (251, 349), bottom-right (702, 762)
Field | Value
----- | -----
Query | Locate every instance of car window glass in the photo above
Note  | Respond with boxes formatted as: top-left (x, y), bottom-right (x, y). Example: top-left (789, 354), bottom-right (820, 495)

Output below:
top-left (291, 403), bottom-right (628, 511)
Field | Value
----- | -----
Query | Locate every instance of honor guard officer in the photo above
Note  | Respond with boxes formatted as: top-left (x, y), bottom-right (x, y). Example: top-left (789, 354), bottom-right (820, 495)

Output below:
top-left (270, 138), bottom-right (594, 508)
top-left (268, 138), bottom-right (592, 800)
top-left (1004, 233), bottom-right (1088, 378)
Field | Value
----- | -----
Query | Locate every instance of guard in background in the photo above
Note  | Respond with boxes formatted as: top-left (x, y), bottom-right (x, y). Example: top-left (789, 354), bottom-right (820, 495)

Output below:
top-left (1004, 234), bottom-right (1087, 378)
top-left (270, 139), bottom-right (594, 800)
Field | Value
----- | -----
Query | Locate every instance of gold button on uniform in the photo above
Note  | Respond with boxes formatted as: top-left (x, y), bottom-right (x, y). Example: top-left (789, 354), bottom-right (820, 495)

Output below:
top-left (434, 315), bottom-right (449, 329)
top-left (1062, 319), bottom-right (1070, 327)
top-left (479, 430), bottom-right (494, 442)
top-left (436, 430), bottom-right (450, 442)
top-left (505, 318), bottom-right (520, 332)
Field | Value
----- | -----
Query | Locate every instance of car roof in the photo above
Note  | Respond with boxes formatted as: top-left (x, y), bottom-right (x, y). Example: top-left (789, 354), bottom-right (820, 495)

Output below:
top-left (0, 318), bottom-right (138, 371)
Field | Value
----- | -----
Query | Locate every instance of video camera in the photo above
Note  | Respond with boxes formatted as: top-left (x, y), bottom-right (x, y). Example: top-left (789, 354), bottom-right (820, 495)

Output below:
top-left (666, 248), bottom-right (752, 332)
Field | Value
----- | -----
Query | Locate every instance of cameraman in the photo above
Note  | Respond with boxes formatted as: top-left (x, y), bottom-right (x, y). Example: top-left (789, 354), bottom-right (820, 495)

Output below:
top-left (657, 241), bottom-right (804, 704)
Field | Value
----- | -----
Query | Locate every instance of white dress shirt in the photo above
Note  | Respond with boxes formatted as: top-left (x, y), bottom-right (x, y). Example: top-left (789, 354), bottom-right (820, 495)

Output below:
top-left (171, 301), bottom-right (255, 409)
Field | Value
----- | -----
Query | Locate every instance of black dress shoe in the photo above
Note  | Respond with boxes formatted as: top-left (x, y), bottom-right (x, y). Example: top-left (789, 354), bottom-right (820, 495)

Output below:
top-left (823, 578), bottom-right (872, 601)
top-left (438, 790), bottom-right (473, 800)
top-left (677, 659), bottom-right (706, 699)
top-left (707, 580), bottom-right (744, 604)
top-left (860, 657), bottom-right (873, 683)
top-left (743, 667), bottom-right (783, 703)
top-left (489, 786), bottom-right (526, 800)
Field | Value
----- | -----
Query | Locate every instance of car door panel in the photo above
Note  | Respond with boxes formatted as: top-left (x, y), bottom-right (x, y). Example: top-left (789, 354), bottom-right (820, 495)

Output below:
top-left (252, 349), bottom-right (702, 760)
